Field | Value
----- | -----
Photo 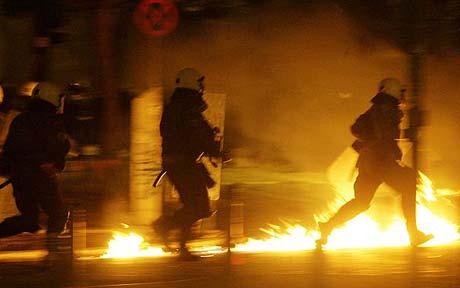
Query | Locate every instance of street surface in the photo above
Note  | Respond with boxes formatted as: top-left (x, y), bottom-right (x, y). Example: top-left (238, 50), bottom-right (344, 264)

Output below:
top-left (0, 244), bottom-right (459, 287)
top-left (0, 166), bottom-right (458, 287)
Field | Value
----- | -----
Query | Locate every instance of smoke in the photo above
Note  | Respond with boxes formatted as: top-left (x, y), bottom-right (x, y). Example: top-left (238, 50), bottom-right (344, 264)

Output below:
top-left (122, 2), bottom-right (460, 187)
top-left (424, 56), bottom-right (460, 189)
top-left (157, 4), bottom-right (404, 169)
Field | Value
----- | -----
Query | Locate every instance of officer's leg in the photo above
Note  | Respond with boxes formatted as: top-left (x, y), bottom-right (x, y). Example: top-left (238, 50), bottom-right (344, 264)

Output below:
top-left (176, 178), bottom-right (209, 261)
top-left (153, 171), bottom-right (190, 231)
top-left (384, 162), bottom-right (432, 245)
top-left (38, 175), bottom-right (67, 234)
top-left (319, 171), bottom-right (381, 243)
top-left (152, 171), bottom-right (195, 251)
top-left (176, 176), bottom-right (210, 247)
top-left (0, 179), bottom-right (40, 238)
top-left (384, 163), bottom-right (417, 232)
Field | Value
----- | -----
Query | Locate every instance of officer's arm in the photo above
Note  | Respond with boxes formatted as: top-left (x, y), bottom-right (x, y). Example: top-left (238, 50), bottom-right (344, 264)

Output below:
top-left (2, 116), bottom-right (23, 161)
top-left (350, 112), bottom-right (374, 141)
top-left (186, 113), bottom-right (221, 157)
top-left (46, 123), bottom-right (70, 171)
top-left (378, 104), bottom-right (402, 140)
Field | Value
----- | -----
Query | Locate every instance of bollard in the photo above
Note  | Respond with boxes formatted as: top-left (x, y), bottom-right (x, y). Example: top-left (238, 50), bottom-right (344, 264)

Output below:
top-left (46, 211), bottom-right (72, 254)
top-left (45, 212), bottom-right (72, 265)
top-left (71, 208), bottom-right (87, 258)
top-left (226, 184), bottom-right (245, 251)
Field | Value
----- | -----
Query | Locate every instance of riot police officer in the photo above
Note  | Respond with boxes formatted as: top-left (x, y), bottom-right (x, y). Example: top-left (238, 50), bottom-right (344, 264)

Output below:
top-left (0, 82), bottom-right (70, 238)
top-left (153, 68), bottom-right (221, 260)
top-left (317, 78), bottom-right (433, 247)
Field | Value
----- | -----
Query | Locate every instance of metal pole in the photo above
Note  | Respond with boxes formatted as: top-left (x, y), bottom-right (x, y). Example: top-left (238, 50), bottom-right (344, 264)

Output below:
top-left (405, 0), bottom-right (426, 172)
top-left (408, 51), bottom-right (424, 171)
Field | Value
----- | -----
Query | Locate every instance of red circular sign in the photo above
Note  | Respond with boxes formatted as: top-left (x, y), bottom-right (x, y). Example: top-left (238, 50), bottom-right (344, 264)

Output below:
top-left (133, 0), bottom-right (179, 37)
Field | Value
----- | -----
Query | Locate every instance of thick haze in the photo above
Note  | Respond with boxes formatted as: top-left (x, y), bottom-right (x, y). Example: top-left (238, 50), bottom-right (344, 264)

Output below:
top-left (424, 57), bottom-right (460, 188)
top-left (1, 2), bottom-right (459, 188)
top-left (159, 4), bottom-right (406, 169)
top-left (119, 2), bottom-right (460, 188)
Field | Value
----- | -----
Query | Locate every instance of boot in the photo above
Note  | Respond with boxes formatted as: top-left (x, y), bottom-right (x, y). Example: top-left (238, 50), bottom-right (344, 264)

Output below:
top-left (152, 218), bottom-right (174, 252)
top-left (316, 221), bottom-right (332, 247)
top-left (178, 248), bottom-right (199, 261)
top-left (0, 216), bottom-right (40, 238)
top-left (410, 230), bottom-right (433, 247)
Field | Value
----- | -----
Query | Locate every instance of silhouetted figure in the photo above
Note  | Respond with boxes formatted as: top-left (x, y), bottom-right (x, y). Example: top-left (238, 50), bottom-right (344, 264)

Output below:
top-left (153, 68), bottom-right (221, 260)
top-left (317, 78), bottom-right (432, 247)
top-left (0, 82), bottom-right (70, 238)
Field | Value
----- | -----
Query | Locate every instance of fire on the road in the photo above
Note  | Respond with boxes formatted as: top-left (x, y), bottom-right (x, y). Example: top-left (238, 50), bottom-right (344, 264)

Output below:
top-left (101, 232), bottom-right (169, 259)
top-left (100, 230), bottom-right (226, 259)
top-left (101, 177), bottom-right (458, 258)
top-left (101, 171), bottom-right (458, 258)
top-left (234, 204), bottom-right (459, 252)
top-left (100, 151), bottom-right (459, 258)
top-left (234, 149), bottom-right (460, 252)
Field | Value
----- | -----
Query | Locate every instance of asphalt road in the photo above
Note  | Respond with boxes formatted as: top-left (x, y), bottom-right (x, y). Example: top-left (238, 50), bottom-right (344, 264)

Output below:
top-left (0, 166), bottom-right (458, 288)
top-left (0, 244), bottom-right (459, 288)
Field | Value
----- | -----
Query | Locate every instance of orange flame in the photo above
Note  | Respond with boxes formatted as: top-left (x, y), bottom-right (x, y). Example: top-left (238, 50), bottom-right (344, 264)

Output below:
top-left (100, 230), bottom-right (226, 259)
top-left (234, 148), bottom-right (459, 252)
top-left (101, 148), bottom-right (459, 257)
top-left (100, 231), bottom-right (169, 259)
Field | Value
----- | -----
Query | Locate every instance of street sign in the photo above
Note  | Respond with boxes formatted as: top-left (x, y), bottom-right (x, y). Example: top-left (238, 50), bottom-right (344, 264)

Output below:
top-left (133, 0), bottom-right (179, 37)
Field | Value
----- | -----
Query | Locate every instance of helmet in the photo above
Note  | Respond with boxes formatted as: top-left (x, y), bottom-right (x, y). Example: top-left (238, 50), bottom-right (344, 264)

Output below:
top-left (378, 78), bottom-right (405, 99)
top-left (31, 82), bottom-right (62, 107)
top-left (175, 68), bottom-right (205, 92)
top-left (19, 82), bottom-right (39, 97)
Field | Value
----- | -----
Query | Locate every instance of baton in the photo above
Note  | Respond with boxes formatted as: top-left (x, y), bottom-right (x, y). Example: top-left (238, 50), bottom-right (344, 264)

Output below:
top-left (152, 170), bottom-right (167, 188)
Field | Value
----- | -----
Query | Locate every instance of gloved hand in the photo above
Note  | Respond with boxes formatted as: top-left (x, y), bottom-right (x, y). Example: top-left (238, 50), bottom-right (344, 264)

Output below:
top-left (222, 151), bottom-right (232, 164)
